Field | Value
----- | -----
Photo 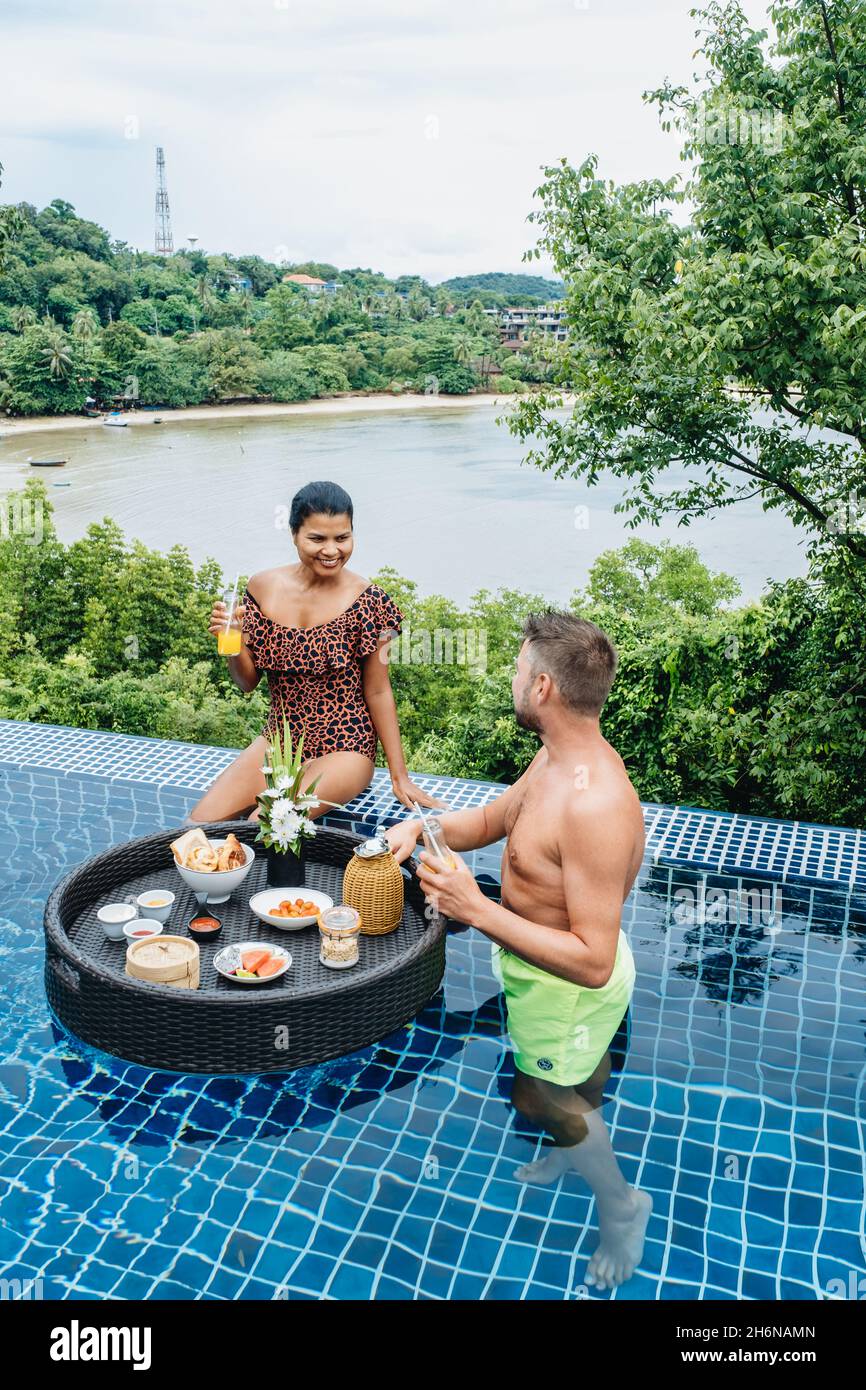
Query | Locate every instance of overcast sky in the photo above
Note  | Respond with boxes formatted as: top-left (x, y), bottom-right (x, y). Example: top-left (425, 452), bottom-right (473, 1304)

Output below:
top-left (0, 0), bottom-right (772, 282)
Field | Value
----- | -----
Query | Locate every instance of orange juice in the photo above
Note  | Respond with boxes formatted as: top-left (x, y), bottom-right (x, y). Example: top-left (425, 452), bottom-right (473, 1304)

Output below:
top-left (419, 817), bottom-right (456, 870)
top-left (218, 627), bottom-right (242, 656)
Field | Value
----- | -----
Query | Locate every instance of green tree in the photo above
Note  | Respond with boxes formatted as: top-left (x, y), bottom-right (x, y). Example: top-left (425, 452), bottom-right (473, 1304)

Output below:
top-left (190, 328), bottom-right (263, 400)
top-left (406, 285), bottom-right (430, 320)
top-left (0, 324), bottom-right (85, 412)
top-left (132, 338), bottom-right (207, 406)
top-left (575, 539), bottom-right (741, 624)
top-left (10, 304), bottom-right (36, 333)
top-left (254, 284), bottom-right (315, 351)
top-left (451, 331), bottom-right (474, 366)
top-left (71, 306), bottom-right (98, 345)
top-left (0, 163), bottom-right (24, 270)
top-left (511, 0), bottom-right (866, 569)
top-left (255, 350), bottom-right (316, 401)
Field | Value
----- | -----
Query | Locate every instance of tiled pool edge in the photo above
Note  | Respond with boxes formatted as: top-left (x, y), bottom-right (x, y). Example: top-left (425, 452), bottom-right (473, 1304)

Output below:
top-left (1, 718), bottom-right (864, 892)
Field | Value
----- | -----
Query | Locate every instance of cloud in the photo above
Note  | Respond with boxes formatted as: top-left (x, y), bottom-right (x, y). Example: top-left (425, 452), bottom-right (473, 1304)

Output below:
top-left (0, 0), bottom-right (773, 280)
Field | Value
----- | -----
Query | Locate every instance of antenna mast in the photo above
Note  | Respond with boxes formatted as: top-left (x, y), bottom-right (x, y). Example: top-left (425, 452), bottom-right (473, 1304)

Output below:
top-left (154, 147), bottom-right (174, 255)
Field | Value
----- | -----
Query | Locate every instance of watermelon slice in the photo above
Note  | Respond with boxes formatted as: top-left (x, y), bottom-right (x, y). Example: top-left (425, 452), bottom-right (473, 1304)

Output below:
top-left (242, 949), bottom-right (272, 973)
top-left (256, 958), bottom-right (284, 979)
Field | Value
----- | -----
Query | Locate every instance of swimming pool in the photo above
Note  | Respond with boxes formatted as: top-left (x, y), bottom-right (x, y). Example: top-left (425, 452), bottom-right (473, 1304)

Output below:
top-left (1, 720), bottom-right (864, 1300)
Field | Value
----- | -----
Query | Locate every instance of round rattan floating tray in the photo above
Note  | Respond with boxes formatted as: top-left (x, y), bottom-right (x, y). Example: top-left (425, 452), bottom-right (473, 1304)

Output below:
top-left (44, 822), bottom-right (445, 1074)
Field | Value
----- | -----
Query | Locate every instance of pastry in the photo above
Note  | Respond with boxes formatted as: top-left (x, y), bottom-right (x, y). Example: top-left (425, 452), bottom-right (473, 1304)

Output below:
top-left (170, 827), bottom-right (210, 865)
top-left (186, 844), bottom-right (219, 872)
top-left (217, 833), bottom-right (245, 871)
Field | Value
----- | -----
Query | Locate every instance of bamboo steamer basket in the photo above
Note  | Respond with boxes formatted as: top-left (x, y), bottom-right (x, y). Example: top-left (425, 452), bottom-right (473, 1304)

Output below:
top-left (342, 836), bottom-right (404, 935)
top-left (125, 934), bottom-right (200, 989)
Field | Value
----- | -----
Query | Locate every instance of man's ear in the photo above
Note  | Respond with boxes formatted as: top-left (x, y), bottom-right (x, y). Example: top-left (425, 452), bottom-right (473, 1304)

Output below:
top-left (535, 672), bottom-right (552, 704)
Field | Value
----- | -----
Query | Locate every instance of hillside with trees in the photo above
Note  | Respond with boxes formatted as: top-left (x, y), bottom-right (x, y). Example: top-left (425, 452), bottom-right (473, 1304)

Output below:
top-left (437, 272), bottom-right (565, 305)
top-left (0, 204), bottom-right (557, 416)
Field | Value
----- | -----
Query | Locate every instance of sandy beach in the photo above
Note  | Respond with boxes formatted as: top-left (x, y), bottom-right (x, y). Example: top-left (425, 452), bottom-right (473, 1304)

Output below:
top-left (0, 390), bottom-right (532, 439)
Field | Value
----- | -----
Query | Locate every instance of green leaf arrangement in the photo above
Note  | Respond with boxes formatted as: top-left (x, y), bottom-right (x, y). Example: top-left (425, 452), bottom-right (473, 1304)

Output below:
top-left (254, 717), bottom-right (322, 855)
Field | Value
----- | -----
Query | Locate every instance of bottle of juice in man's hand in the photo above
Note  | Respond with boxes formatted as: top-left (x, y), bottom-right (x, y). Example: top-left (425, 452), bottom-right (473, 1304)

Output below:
top-left (419, 816), bottom-right (456, 871)
top-left (217, 585), bottom-right (242, 656)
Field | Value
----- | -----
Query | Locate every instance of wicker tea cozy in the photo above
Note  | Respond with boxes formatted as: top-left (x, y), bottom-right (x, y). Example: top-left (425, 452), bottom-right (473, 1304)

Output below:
top-left (342, 832), bottom-right (404, 935)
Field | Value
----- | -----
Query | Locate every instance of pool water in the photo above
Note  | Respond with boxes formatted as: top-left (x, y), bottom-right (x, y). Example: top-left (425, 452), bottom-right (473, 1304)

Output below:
top-left (1, 730), bottom-right (865, 1301)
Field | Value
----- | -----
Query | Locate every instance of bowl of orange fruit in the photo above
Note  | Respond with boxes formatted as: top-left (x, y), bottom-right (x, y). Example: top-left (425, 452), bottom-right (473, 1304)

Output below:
top-left (248, 887), bottom-right (333, 931)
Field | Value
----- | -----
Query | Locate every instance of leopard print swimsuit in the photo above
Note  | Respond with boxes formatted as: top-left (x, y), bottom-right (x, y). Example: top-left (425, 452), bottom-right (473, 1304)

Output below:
top-left (241, 582), bottom-right (403, 761)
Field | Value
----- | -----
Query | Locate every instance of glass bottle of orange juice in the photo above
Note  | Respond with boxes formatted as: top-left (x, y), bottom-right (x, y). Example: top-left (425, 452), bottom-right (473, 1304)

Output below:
top-left (418, 814), bottom-right (456, 870)
top-left (217, 583), bottom-right (242, 656)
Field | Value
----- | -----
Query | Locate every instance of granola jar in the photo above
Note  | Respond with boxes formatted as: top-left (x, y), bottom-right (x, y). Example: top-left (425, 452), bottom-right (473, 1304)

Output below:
top-left (318, 904), bottom-right (362, 970)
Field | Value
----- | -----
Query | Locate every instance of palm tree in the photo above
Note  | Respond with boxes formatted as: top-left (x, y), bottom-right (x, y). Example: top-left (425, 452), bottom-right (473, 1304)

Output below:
top-left (466, 299), bottom-right (487, 334)
top-left (195, 275), bottom-right (215, 319)
top-left (71, 307), bottom-right (99, 345)
top-left (10, 304), bottom-right (36, 333)
top-left (40, 331), bottom-right (73, 380)
top-left (452, 332), bottom-right (474, 367)
top-left (407, 286), bottom-right (429, 321)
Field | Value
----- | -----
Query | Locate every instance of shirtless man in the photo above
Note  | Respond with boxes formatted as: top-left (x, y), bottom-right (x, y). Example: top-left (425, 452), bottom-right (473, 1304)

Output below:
top-left (386, 611), bottom-right (652, 1290)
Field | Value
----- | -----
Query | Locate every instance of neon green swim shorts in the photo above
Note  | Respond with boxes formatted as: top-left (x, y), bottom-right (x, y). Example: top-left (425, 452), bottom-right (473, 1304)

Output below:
top-left (491, 932), bottom-right (635, 1086)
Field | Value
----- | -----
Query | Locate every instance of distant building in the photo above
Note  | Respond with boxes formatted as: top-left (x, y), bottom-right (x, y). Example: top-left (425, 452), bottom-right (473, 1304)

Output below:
top-left (499, 303), bottom-right (567, 348)
top-left (228, 274), bottom-right (253, 293)
top-left (282, 273), bottom-right (327, 293)
top-left (281, 273), bottom-right (343, 296)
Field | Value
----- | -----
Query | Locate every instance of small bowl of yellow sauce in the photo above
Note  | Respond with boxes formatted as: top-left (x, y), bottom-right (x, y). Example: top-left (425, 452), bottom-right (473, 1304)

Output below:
top-left (135, 889), bottom-right (175, 924)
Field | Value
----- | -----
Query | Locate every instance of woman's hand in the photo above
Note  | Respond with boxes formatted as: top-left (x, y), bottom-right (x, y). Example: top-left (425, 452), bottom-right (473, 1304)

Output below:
top-left (384, 819), bottom-right (422, 865)
top-left (416, 850), bottom-right (485, 926)
top-left (208, 600), bottom-right (246, 639)
top-left (390, 774), bottom-right (447, 812)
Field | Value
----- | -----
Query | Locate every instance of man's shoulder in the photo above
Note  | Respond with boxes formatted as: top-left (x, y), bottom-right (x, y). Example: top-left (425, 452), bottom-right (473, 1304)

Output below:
top-left (557, 763), bottom-right (641, 832)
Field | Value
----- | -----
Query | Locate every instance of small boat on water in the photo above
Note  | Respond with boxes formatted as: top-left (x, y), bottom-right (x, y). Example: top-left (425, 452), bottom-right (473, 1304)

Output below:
top-left (102, 413), bottom-right (128, 427)
top-left (28, 458), bottom-right (67, 467)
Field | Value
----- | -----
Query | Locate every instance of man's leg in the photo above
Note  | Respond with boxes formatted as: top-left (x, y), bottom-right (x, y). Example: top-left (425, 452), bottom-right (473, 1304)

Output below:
top-left (511, 1060), bottom-right (652, 1290)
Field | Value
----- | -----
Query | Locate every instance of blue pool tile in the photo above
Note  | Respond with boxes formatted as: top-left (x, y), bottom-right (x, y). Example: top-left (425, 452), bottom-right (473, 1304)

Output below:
top-left (1, 719), bottom-right (865, 1304)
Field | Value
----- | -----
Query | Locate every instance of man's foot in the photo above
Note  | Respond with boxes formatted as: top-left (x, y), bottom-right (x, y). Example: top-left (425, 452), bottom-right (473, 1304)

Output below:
top-left (585, 1189), bottom-right (652, 1290)
top-left (514, 1145), bottom-right (571, 1185)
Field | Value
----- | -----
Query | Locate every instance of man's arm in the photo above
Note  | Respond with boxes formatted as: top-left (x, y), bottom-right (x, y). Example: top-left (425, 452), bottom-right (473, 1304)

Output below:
top-left (385, 749), bottom-right (546, 862)
top-left (419, 795), bottom-right (630, 988)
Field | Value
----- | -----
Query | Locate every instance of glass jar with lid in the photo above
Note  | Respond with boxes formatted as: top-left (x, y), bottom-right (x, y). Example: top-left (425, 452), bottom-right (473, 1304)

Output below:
top-left (318, 904), bottom-right (362, 969)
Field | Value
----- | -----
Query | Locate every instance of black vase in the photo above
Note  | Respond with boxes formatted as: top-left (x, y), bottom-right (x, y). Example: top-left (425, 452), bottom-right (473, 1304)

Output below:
top-left (265, 841), bottom-right (306, 888)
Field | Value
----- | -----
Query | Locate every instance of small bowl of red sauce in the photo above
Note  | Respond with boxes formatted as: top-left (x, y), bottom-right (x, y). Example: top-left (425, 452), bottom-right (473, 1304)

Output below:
top-left (188, 912), bottom-right (223, 941)
top-left (123, 919), bottom-right (164, 943)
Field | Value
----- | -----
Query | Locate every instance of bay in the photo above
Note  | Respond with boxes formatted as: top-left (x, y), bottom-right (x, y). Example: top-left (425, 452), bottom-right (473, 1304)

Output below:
top-left (1, 402), bottom-right (807, 605)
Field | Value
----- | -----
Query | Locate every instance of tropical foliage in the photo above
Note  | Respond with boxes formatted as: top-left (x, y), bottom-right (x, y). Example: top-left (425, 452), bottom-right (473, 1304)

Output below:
top-left (2, 481), bottom-right (864, 828)
top-left (511, 0), bottom-right (866, 570)
top-left (0, 202), bottom-right (556, 415)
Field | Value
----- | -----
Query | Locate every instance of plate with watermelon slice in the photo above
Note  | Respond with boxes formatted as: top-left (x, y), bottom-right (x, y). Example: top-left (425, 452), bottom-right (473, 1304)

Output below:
top-left (213, 941), bottom-right (292, 985)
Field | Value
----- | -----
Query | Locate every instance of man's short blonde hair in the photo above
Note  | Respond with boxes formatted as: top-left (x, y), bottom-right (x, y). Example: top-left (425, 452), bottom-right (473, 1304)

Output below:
top-left (522, 611), bottom-right (618, 716)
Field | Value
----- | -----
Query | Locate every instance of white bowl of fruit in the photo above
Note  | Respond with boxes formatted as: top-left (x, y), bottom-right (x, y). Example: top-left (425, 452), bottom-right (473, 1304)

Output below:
top-left (248, 888), bottom-right (333, 931)
top-left (213, 942), bottom-right (292, 985)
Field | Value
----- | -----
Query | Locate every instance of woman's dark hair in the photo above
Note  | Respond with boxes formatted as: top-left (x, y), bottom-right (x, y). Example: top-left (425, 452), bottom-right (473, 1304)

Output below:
top-left (290, 481), bottom-right (354, 534)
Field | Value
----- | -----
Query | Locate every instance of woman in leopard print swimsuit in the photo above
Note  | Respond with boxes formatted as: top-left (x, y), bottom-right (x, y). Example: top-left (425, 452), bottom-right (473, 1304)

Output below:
top-left (190, 481), bottom-right (441, 822)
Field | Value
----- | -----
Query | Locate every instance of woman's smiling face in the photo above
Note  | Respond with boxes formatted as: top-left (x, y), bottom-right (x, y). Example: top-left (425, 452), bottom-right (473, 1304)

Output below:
top-left (293, 511), bottom-right (354, 575)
